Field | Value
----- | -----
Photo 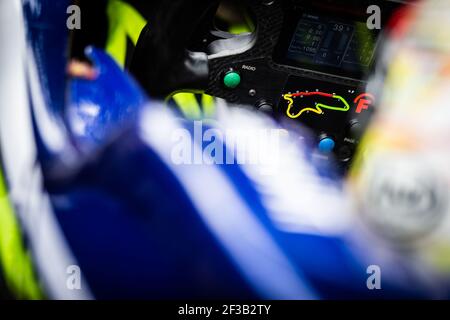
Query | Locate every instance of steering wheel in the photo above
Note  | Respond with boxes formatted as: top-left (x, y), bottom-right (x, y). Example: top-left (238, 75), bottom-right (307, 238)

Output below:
top-left (129, 0), bottom-right (404, 166)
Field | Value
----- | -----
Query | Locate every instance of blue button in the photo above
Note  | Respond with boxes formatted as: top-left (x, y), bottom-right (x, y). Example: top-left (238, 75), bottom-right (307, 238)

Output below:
top-left (318, 137), bottom-right (335, 153)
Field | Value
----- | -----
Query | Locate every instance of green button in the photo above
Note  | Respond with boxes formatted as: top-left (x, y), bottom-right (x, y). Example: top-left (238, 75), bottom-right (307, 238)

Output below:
top-left (223, 72), bottom-right (241, 89)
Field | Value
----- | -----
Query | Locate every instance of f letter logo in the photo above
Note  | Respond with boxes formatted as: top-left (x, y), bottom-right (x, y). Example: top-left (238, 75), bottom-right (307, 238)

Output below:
top-left (354, 93), bottom-right (375, 114)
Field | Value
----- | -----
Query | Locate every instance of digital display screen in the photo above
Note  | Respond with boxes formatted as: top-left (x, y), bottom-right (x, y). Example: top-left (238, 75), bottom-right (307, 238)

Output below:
top-left (276, 12), bottom-right (380, 79)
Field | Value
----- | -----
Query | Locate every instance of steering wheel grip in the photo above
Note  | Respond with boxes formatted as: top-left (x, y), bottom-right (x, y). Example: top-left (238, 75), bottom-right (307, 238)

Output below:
top-left (129, 0), bottom-right (221, 98)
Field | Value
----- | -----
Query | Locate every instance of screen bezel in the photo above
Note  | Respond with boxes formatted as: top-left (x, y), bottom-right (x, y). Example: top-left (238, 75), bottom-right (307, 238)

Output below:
top-left (272, 0), bottom-right (397, 80)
